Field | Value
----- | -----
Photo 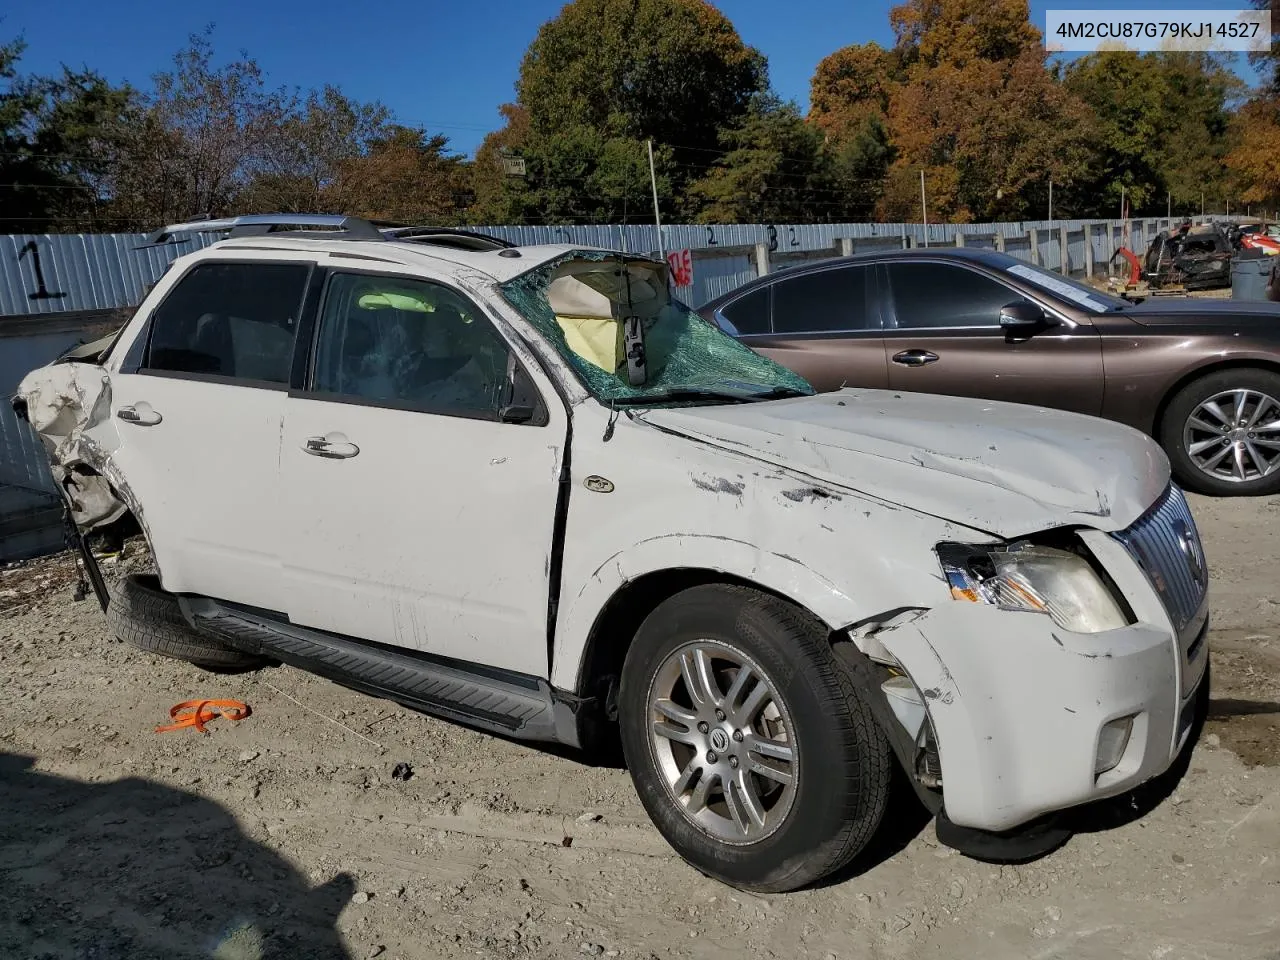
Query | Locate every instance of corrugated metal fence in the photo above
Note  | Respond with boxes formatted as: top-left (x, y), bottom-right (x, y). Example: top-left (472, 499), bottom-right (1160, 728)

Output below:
top-left (1, 218), bottom-right (1177, 320)
top-left (0, 216), bottom-right (1182, 561)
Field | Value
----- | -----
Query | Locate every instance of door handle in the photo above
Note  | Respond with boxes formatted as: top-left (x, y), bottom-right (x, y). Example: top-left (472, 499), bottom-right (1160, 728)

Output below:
top-left (117, 405), bottom-right (163, 426)
top-left (302, 436), bottom-right (360, 460)
top-left (892, 350), bottom-right (939, 367)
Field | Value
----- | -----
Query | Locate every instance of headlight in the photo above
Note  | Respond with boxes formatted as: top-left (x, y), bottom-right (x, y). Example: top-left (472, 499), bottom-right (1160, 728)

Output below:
top-left (937, 542), bottom-right (1130, 634)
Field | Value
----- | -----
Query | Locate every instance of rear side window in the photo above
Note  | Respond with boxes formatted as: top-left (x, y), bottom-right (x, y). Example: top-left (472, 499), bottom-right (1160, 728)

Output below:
top-left (144, 262), bottom-right (310, 383)
top-left (886, 262), bottom-right (1014, 329)
top-left (772, 266), bottom-right (871, 334)
top-left (719, 287), bottom-right (770, 335)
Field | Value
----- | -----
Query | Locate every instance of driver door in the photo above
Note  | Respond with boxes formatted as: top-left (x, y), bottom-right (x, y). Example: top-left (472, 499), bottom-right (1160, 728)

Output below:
top-left (880, 260), bottom-right (1104, 416)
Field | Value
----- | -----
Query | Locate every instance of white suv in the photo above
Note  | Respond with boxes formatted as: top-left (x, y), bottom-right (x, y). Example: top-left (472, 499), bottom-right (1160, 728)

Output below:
top-left (17, 215), bottom-right (1210, 892)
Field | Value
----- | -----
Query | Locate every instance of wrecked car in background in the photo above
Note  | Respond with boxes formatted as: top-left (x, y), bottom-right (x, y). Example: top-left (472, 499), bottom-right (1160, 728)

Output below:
top-left (15, 214), bottom-right (1210, 893)
top-left (1143, 223), bottom-right (1233, 290)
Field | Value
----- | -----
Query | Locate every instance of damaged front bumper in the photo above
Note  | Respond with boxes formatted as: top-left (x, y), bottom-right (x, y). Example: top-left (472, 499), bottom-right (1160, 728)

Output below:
top-left (878, 601), bottom-right (1206, 833)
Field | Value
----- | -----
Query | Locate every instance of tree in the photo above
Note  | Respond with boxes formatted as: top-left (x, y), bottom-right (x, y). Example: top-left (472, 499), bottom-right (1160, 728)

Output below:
top-left (0, 39), bottom-right (135, 232)
top-left (518, 0), bottom-right (764, 151)
top-left (332, 126), bottom-right (472, 224)
top-left (690, 95), bottom-right (852, 223)
top-left (809, 43), bottom-right (898, 142)
top-left (106, 28), bottom-right (290, 226)
top-left (1066, 52), bottom-right (1240, 216)
top-left (507, 0), bottom-right (765, 222)
top-left (1227, 99), bottom-right (1280, 207)
top-left (875, 0), bottom-right (1095, 221)
top-left (469, 103), bottom-right (531, 224)
top-left (510, 125), bottom-right (675, 224)
top-left (889, 0), bottom-right (1042, 69)
top-left (238, 86), bottom-right (392, 214)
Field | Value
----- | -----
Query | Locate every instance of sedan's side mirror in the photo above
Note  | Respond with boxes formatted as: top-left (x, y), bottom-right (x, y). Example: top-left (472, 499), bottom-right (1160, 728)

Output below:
top-left (999, 300), bottom-right (1052, 341)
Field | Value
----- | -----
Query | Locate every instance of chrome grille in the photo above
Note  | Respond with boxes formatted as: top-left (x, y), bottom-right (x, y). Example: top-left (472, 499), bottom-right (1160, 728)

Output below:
top-left (1111, 484), bottom-right (1208, 631)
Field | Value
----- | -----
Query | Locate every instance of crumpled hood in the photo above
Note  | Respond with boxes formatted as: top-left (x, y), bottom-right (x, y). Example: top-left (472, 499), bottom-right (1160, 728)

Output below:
top-left (638, 389), bottom-right (1169, 538)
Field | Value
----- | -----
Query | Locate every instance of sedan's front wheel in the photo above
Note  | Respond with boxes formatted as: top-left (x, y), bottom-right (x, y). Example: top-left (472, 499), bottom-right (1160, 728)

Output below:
top-left (618, 584), bottom-right (891, 892)
top-left (1162, 368), bottom-right (1280, 496)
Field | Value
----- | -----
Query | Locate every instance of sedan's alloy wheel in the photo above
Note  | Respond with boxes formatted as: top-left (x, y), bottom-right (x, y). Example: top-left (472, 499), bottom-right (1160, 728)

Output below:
top-left (647, 640), bottom-right (798, 844)
top-left (1183, 388), bottom-right (1280, 483)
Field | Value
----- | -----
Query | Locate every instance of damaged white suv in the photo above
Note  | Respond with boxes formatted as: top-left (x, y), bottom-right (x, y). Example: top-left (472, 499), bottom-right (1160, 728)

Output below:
top-left (17, 215), bottom-right (1210, 893)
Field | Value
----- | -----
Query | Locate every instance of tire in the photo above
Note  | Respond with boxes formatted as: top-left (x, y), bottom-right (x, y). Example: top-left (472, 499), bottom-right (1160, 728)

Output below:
top-left (106, 574), bottom-right (265, 672)
top-left (618, 584), bottom-right (892, 892)
top-left (1160, 368), bottom-right (1280, 496)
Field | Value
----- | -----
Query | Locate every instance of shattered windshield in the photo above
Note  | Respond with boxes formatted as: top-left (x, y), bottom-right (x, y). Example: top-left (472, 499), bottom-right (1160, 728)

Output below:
top-left (500, 250), bottom-right (813, 405)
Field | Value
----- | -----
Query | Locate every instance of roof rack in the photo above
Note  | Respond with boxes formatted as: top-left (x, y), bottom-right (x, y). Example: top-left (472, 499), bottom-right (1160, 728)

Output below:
top-left (142, 214), bottom-right (515, 251)
top-left (144, 214), bottom-right (383, 245)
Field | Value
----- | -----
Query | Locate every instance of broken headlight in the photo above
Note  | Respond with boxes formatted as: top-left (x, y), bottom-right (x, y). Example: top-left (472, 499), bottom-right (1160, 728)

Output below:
top-left (937, 542), bottom-right (1130, 634)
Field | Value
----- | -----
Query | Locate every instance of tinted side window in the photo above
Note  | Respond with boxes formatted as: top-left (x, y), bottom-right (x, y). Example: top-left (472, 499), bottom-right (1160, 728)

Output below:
top-left (719, 287), bottom-right (770, 335)
top-left (887, 263), bottom-right (1015, 329)
top-left (772, 266), bottom-right (870, 334)
top-left (145, 262), bottom-right (309, 382)
top-left (312, 273), bottom-right (511, 418)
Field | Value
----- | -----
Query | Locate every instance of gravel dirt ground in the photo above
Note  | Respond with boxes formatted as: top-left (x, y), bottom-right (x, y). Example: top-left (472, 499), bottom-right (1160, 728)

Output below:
top-left (2, 494), bottom-right (1279, 960)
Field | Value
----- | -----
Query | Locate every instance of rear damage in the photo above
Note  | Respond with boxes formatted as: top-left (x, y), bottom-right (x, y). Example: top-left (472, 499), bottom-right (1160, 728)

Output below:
top-left (13, 363), bottom-right (136, 609)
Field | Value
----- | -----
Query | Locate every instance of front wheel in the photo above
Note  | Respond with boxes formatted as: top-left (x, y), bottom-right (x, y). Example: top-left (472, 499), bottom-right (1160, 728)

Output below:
top-left (618, 584), bottom-right (891, 892)
top-left (1161, 368), bottom-right (1280, 496)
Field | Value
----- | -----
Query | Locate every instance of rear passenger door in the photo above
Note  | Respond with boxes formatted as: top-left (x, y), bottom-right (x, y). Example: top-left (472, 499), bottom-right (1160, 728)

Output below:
top-left (108, 257), bottom-right (314, 609)
top-left (714, 264), bottom-right (885, 392)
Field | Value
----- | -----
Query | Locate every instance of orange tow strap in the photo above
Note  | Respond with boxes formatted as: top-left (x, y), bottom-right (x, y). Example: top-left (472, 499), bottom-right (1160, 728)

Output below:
top-left (156, 699), bottom-right (251, 733)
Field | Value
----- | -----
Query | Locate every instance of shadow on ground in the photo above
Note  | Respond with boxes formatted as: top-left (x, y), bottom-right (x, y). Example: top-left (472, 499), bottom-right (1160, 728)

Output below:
top-left (0, 753), bottom-right (354, 959)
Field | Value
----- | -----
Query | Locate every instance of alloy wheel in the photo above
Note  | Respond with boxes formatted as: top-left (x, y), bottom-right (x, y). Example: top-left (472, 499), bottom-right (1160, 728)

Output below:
top-left (1183, 388), bottom-right (1280, 484)
top-left (646, 640), bottom-right (799, 844)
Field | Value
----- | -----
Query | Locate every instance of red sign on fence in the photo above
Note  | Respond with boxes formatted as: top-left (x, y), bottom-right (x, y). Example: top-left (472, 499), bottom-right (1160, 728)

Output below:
top-left (666, 248), bottom-right (693, 288)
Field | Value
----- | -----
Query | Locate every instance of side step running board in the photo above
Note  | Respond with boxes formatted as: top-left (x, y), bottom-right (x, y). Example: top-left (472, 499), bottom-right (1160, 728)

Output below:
top-left (180, 597), bottom-right (580, 747)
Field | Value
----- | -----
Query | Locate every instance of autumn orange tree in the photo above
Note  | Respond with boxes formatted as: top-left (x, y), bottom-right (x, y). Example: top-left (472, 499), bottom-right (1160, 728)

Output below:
top-left (812, 0), bottom-right (1096, 222)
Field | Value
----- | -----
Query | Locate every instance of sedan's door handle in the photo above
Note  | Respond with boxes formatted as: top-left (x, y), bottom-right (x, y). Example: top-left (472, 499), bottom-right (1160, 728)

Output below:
top-left (117, 405), bottom-right (163, 426)
top-left (302, 436), bottom-right (360, 459)
top-left (892, 350), bottom-right (940, 367)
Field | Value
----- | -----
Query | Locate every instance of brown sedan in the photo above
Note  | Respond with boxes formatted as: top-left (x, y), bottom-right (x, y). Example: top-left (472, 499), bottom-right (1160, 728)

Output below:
top-left (697, 248), bottom-right (1280, 496)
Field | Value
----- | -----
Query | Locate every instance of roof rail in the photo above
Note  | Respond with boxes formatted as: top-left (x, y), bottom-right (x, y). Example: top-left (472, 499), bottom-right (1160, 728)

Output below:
top-left (143, 214), bottom-right (384, 246)
top-left (380, 226), bottom-right (514, 250)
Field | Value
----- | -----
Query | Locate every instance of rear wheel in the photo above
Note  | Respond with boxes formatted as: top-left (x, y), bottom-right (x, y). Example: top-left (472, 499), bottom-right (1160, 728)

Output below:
top-left (618, 584), bottom-right (891, 892)
top-left (1161, 368), bottom-right (1280, 496)
top-left (106, 574), bottom-right (266, 672)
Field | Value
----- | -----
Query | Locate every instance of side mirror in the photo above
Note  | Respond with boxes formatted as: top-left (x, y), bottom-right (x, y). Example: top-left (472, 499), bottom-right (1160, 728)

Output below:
top-left (999, 300), bottom-right (1052, 341)
top-left (499, 404), bottom-right (536, 424)
top-left (500, 360), bottom-right (544, 425)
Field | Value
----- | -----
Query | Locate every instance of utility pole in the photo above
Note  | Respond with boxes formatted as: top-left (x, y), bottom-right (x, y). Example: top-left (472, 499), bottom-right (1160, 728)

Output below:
top-left (1227, 198), bottom-right (1230, 218)
top-left (1048, 178), bottom-right (1053, 224)
top-left (920, 170), bottom-right (929, 247)
top-left (1120, 185), bottom-right (1125, 222)
top-left (646, 139), bottom-right (664, 261)
top-left (1167, 192), bottom-right (1171, 220)
top-left (1201, 190), bottom-right (1205, 217)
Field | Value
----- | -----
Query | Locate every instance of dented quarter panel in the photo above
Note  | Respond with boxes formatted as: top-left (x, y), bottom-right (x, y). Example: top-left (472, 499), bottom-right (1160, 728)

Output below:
top-left (550, 402), bottom-right (981, 691)
top-left (17, 362), bottom-right (127, 528)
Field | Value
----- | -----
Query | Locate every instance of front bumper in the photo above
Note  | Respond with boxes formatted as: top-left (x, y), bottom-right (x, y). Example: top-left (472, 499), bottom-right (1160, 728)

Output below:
top-left (878, 598), bottom-right (1207, 832)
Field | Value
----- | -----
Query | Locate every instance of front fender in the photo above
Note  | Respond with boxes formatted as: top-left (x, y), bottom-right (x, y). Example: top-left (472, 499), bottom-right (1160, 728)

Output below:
top-left (550, 533), bottom-right (863, 691)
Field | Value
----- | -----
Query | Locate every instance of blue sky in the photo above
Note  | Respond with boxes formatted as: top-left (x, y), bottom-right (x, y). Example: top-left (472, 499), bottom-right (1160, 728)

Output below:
top-left (4, 0), bottom-right (1263, 157)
